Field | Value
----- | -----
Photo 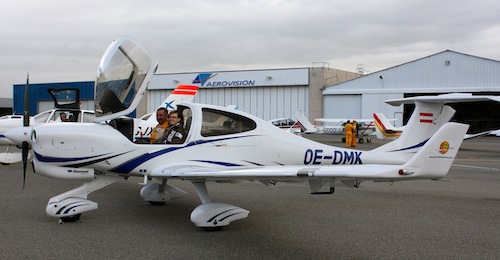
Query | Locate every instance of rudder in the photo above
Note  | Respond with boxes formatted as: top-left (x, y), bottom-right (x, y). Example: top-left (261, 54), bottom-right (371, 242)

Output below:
top-left (402, 122), bottom-right (469, 179)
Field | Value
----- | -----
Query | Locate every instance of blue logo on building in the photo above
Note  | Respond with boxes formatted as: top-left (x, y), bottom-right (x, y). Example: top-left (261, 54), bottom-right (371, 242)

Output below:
top-left (193, 73), bottom-right (217, 86)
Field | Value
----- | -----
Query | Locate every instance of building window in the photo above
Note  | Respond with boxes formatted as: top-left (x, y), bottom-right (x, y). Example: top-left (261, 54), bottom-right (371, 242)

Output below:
top-left (445, 60), bottom-right (451, 66)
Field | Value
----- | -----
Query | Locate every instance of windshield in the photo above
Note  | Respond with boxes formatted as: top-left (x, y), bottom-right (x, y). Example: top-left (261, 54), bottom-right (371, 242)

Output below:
top-left (33, 110), bottom-right (53, 123)
top-left (94, 36), bottom-right (155, 122)
top-left (49, 89), bottom-right (80, 109)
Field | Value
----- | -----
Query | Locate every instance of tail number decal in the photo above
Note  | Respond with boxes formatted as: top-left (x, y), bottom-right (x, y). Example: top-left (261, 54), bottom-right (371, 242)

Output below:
top-left (304, 149), bottom-right (362, 165)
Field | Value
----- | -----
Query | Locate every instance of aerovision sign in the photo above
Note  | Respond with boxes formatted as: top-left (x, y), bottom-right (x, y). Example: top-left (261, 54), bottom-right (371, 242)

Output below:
top-left (149, 68), bottom-right (309, 90)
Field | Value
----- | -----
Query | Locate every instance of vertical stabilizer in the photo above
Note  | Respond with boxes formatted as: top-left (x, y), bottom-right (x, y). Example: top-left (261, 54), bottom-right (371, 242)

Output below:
top-left (402, 122), bottom-right (468, 179)
top-left (373, 113), bottom-right (401, 140)
top-left (293, 111), bottom-right (317, 133)
top-left (373, 102), bottom-right (455, 156)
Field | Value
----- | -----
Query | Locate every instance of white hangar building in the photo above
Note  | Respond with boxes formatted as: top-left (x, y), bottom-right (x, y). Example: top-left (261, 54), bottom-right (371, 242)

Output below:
top-left (144, 66), bottom-right (359, 121)
top-left (323, 50), bottom-right (500, 132)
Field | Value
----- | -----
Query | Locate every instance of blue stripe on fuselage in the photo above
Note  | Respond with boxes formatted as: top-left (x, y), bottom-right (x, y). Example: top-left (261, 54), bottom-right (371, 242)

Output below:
top-left (111, 135), bottom-right (257, 173)
top-left (190, 160), bottom-right (242, 167)
top-left (389, 139), bottom-right (428, 152)
top-left (34, 151), bottom-right (111, 163)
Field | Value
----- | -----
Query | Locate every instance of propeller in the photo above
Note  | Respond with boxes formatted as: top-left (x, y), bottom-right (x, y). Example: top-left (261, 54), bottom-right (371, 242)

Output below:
top-left (22, 73), bottom-right (30, 189)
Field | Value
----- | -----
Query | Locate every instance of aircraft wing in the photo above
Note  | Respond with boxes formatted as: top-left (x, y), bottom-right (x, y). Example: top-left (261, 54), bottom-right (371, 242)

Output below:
top-left (386, 93), bottom-right (500, 106)
top-left (463, 130), bottom-right (494, 140)
top-left (151, 164), bottom-right (406, 181)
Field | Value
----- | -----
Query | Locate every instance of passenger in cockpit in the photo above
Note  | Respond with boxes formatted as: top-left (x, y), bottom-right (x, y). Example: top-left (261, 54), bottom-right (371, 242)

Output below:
top-left (59, 113), bottom-right (69, 122)
top-left (150, 108), bottom-right (169, 144)
top-left (160, 110), bottom-right (186, 144)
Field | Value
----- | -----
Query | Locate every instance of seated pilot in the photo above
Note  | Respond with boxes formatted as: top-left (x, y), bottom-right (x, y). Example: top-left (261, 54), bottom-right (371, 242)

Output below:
top-left (59, 113), bottom-right (69, 122)
top-left (160, 110), bottom-right (186, 144)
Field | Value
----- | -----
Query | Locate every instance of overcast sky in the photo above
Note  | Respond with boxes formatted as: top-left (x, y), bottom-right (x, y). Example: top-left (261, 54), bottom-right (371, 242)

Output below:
top-left (1, 0), bottom-right (499, 98)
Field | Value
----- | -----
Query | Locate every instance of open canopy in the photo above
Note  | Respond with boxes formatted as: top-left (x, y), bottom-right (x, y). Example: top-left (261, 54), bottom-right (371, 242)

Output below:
top-left (94, 36), bottom-right (157, 122)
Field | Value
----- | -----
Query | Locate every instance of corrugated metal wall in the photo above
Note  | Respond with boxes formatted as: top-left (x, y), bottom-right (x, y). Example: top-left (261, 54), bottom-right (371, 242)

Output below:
top-left (324, 51), bottom-right (500, 94)
top-left (323, 50), bottom-right (500, 121)
top-left (148, 86), bottom-right (308, 120)
top-left (323, 94), bottom-right (362, 119)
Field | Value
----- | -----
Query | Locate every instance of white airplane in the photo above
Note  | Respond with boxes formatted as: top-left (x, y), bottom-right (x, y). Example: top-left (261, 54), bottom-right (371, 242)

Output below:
top-left (6, 36), bottom-right (469, 230)
top-left (293, 111), bottom-right (379, 143)
top-left (375, 93), bottom-right (500, 140)
top-left (0, 88), bottom-right (94, 165)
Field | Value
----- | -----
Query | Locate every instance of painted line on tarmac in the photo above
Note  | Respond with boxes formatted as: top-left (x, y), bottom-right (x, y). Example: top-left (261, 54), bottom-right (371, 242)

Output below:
top-left (452, 164), bottom-right (500, 171)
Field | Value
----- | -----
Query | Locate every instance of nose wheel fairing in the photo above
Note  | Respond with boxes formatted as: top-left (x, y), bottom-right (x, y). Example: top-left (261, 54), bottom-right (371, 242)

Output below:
top-left (45, 175), bottom-right (121, 222)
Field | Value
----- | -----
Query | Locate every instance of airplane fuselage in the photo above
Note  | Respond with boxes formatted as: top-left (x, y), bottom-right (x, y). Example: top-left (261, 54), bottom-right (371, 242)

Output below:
top-left (31, 103), bottom-right (409, 181)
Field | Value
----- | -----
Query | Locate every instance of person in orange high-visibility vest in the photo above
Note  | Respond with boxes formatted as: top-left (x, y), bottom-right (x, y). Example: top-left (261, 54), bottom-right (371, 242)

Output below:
top-left (351, 120), bottom-right (358, 147)
top-left (344, 120), bottom-right (353, 148)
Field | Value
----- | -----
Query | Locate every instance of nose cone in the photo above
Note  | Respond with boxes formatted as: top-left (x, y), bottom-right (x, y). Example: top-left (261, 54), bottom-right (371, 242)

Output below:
top-left (5, 126), bottom-right (33, 145)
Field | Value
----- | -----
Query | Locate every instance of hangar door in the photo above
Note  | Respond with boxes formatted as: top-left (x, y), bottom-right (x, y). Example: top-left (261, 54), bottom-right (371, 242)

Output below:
top-left (323, 94), bottom-right (362, 119)
top-left (148, 86), bottom-right (308, 121)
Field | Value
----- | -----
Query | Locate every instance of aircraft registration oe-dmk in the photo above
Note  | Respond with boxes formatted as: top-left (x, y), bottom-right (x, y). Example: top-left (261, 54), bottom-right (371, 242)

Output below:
top-left (6, 36), bottom-right (470, 230)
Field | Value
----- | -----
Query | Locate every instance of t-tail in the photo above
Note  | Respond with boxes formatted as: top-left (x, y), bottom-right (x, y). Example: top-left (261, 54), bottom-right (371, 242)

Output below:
top-left (373, 101), bottom-right (456, 157)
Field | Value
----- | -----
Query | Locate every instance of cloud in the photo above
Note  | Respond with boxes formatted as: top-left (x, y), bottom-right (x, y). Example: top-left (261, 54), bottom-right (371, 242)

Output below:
top-left (1, 0), bottom-right (500, 98)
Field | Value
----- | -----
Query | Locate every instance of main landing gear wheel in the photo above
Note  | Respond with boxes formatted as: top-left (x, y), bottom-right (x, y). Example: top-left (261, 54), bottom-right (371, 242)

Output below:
top-left (342, 137), bottom-right (346, 143)
top-left (58, 214), bottom-right (82, 224)
top-left (358, 138), bottom-right (364, 144)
